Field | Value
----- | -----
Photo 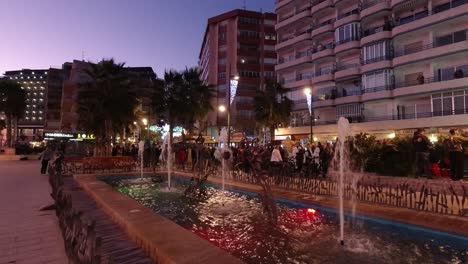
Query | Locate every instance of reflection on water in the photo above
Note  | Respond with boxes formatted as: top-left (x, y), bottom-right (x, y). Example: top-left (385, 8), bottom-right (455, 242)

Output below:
top-left (107, 177), bottom-right (468, 264)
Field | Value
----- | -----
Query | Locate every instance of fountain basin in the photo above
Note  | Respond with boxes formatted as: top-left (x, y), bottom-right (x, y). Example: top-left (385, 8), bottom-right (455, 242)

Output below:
top-left (76, 173), bottom-right (468, 264)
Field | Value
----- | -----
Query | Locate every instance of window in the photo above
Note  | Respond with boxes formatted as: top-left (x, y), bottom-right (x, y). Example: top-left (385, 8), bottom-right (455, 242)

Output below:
top-left (362, 40), bottom-right (392, 64)
top-left (335, 22), bottom-right (360, 44)
top-left (337, 104), bottom-right (362, 119)
top-left (240, 71), bottom-right (260, 78)
top-left (239, 30), bottom-right (259, 39)
top-left (362, 69), bottom-right (394, 92)
top-left (239, 17), bottom-right (259, 25)
top-left (436, 30), bottom-right (467, 47)
top-left (438, 64), bottom-right (468, 81)
top-left (264, 33), bottom-right (276, 40)
top-left (263, 58), bottom-right (276, 64)
top-left (432, 90), bottom-right (468, 116)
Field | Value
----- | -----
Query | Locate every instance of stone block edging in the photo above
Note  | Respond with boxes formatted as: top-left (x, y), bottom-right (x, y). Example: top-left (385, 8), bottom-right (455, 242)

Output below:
top-left (74, 174), bottom-right (244, 264)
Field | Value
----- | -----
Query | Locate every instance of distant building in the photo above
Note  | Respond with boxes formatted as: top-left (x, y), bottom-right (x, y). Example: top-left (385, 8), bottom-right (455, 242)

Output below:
top-left (4, 69), bottom-right (51, 140)
top-left (60, 60), bottom-right (156, 133)
top-left (274, 0), bottom-right (468, 141)
top-left (199, 9), bottom-right (277, 137)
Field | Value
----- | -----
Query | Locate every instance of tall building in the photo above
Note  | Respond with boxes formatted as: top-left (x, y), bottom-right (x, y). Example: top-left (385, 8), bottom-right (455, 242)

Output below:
top-left (60, 60), bottom-right (156, 133)
top-left (274, 0), bottom-right (468, 141)
top-left (199, 9), bottom-right (277, 137)
top-left (4, 69), bottom-right (51, 140)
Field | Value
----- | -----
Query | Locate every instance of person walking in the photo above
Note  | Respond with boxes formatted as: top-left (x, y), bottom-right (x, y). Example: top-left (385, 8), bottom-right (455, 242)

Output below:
top-left (413, 128), bottom-right (432, 179)
top-left (39, 147), bottom-right (54, 174)
top-left (270, 146), bottom-right (283, 163)
top-left (446, 129), bottom-right (468, 181)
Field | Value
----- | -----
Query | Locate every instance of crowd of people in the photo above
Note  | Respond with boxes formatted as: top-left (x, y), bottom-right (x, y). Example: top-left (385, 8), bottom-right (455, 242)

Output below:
top-left (413, 128), bottom-right (468, 181)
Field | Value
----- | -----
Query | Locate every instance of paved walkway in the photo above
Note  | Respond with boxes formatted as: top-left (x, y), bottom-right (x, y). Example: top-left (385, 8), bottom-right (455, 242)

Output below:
top-left (0, 160), bottom-right (68, 264)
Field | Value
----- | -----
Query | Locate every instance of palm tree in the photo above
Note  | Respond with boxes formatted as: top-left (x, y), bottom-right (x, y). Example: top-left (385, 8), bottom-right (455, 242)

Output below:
top-left (78, 59), bottom-right (138, 156)
top-left (180, 67), bottom-right (216, 135)
top-left (152, 68), bottom-right (215, 141)
top-left (0, 80), bottom-right (26, 147)
top-left (254, 81), bottom-right (293, 142)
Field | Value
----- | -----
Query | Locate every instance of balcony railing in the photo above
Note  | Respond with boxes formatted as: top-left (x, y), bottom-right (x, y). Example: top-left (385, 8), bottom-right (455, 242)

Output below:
top-left (362, 54), bottom-right (393, 65)
top-left (394, 74), bottom-right (468, 89)
top-left (364, 84), bottom-right (393, 93)
top-left (337, 9), bottom-right (359, 20)
top-left (336, 63), bottom-right (360, 71)
top-left (290, 108), bottom-right (468, 127)
top-left (360, 0), bottom-right (390, 10)
top-left (362, 24), bottom-right (392, 37)
top-left (395, 36), bottom-right (468, 57)
top-left (394, 0), bottom-right (468, 27)
top-left (335, 36), bottom-right (360, 46)
top-left (310, 18), bottom-right (335, 31)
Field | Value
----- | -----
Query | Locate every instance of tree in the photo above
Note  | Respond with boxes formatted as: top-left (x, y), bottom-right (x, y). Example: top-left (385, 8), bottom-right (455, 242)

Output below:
top-left (0, 80), bottom-right (26, 147)
top-left (180, 67), bottom-right (216, 135)
top-left (254, 82), bottom-right (293, 142)
top-left (152, 68), bottom-right (215, 142)
top-left (78, 59), bottom-right (138, 156)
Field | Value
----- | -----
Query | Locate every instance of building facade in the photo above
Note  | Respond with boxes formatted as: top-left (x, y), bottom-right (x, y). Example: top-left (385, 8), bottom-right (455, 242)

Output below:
top-left (199, 9), bottom-right (277, 137)
top-left (4, 69), bottom-right (51, 140)
top-left (275, 0), bottom-right (468, 140)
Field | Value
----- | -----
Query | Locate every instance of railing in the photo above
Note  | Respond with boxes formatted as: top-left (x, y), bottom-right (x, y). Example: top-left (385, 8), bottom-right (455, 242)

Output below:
top-left (360, 0), bottom-right (390, 10)
top-left (335, 36), bottom-right (360, 46)
top-left (336, 63), bottom-right (360, 71)
top-left (362, 24), bottom-right (392, 37)
top-left (395, 37), bottom-right (468, 57)
top-left (394, 0), bottom-right (468, 27)
top-left (337, 87), bottom-right (363, 97)
top-left (364, 84), bottom-right (393, 93)
top-left (223, 171), bottom-right (468, 217)
top-left (362, 54), bottom-right (393, 65)
top-left (310, 18), bottom-right (335, 31)
top-left (394, 74), bottom-right (468, 89)
top-left (337, 9), bottom-right (359, 20)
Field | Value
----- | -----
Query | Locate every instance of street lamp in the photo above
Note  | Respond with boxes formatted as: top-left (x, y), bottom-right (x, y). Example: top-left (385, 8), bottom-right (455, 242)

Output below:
top-left (304, 87), bottom-right (315, 143)
top-left (141, 118), bottom-right (149, 139)
top-left (218, 105), bottom-right (226, 113)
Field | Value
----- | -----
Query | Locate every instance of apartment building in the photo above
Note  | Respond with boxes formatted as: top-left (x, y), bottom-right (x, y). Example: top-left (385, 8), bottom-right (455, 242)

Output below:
top-left (199, 9), bottom-right (277, 137)
top-left (4, 69), bottom-right (52, 140)
top-left (275, 0), bottom-right (468, 140)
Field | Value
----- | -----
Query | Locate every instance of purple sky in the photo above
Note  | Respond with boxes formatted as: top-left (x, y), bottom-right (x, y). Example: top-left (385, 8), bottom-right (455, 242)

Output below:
top-left (0, 0), bottom-right (273, 77)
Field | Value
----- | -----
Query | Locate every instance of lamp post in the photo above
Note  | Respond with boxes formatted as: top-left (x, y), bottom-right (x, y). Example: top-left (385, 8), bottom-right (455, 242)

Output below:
top-left (304, 87), bottom-right (314, 143)
top-left (226, 64), bottom-right (239, 147)
top-left (142, 118), bottom-right (148, 139)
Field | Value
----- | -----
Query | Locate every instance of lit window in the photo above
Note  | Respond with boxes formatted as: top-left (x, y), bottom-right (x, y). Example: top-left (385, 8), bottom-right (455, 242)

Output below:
top-left (23, 81), bottom-right (27, 84)
top-left (25, 117), bottom-right (29, 119)
top-left (43, 81), bottom-right (46, 84)
top-left (39, 117), bottom-right (42, 120)
top-left (20, 77), bottom-right (23, 79)
top-left (40, 76), bottom-right (43, 79)
top-left (33, 76), bottom-right (36, 79)
top-left (20, 72), bottom-right (23, 75)
top-left (32, 117), bottom-right (36, 120)
top-left (27, 77), bottom-right (30, 79)
top-left (37, 81), bottom-right (40, 84)
top-left (21, 87), bottom-right (24, 90)
top-left (15, 77), bottom-right (18, 79)
top-left (26, 105), bottom-right (30, 108)
top-left (32, 72), bottom-right (35, 74)
top-left (9, 77), bottom-right (13, 80)
top-left (45, 72), bottom-right (48, 75)
top-left (27, 87), bottom-right (31, 90)
top-left (29, 81), bottom-right (33, 84)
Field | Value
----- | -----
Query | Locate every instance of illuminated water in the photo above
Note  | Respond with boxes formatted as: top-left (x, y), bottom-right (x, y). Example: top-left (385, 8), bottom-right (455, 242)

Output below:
top-left (104, 176), bottom-right (468, 264)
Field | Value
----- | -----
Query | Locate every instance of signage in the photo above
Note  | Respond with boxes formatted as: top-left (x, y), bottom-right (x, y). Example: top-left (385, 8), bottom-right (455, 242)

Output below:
top-left (77, 133), bottom-right (95, 140)
top-left (44, 132), bottom-right (77, 139)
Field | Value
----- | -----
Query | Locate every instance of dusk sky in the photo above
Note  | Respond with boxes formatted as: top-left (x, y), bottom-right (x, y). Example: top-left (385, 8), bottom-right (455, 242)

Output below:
top-left (0, 0), bottom-right (273, 77)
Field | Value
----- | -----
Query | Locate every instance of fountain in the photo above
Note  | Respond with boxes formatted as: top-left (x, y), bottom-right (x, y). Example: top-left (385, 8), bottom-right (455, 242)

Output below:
top-left (218, 127), bottom-right (229, 191)
top-left (161, 134), bottom-right (172, 189)
top-left (336, 117), bottom-right (350, 246)
top-left (138, 140), bottom-right (145, 180)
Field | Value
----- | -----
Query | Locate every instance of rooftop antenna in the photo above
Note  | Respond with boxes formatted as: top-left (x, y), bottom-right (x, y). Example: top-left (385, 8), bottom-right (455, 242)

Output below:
top-left (81, 50), bottom-right (85, 61)
top-left (242, 0), bottom-right (246, 10)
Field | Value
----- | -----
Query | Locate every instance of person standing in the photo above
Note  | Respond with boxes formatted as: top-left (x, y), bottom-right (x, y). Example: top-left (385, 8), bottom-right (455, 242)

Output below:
top-left (413, 128), bottom-right (432, 179)
top-left (270, 146), bottom-right (283, 163)
top-left (446, 129), bottom-right (468, 181)
top-left (39, 147), bottom-right (54, 174)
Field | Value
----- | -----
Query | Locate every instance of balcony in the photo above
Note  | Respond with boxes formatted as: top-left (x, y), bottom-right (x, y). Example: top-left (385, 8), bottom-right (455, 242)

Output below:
top-left (276, 52), bottom-right (311, 71)
top-left (312, 68), bottom-right (336, 83)
top-left (311, 0), bottom-right (333, 15)
top-left (334, 63), bottom-right (361, 79)
top-left (312, 45), bottom-right (335, 60)
top-left (360, 0), bottom-right (391, 19)
top-left (292, 99), bottom-right (308, 111)
top-left (361, 26), bottom-right (392, 46)
top-left (393, 40), bottom-right (468, 67)
top-left (394, 74), bottom-right (468, 97)
top-left (335, 87), bottom-right (363, 104)
top-left (334, 38), bottom-right (360, 54)
top-left (276, 31), bottom-right (311, 50)
top-left (276, 7), bottom-right (312, 30)
top-left (334, 11), bottom-right (360, 28)
top-left (310, 19), bottom-right (335, 38)
top-left (361, 55), bottom-right (393, 73)
top-left (393, 0), bottom-right (468, 37)
top-left (275, 0), bottom-right (294, 10)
